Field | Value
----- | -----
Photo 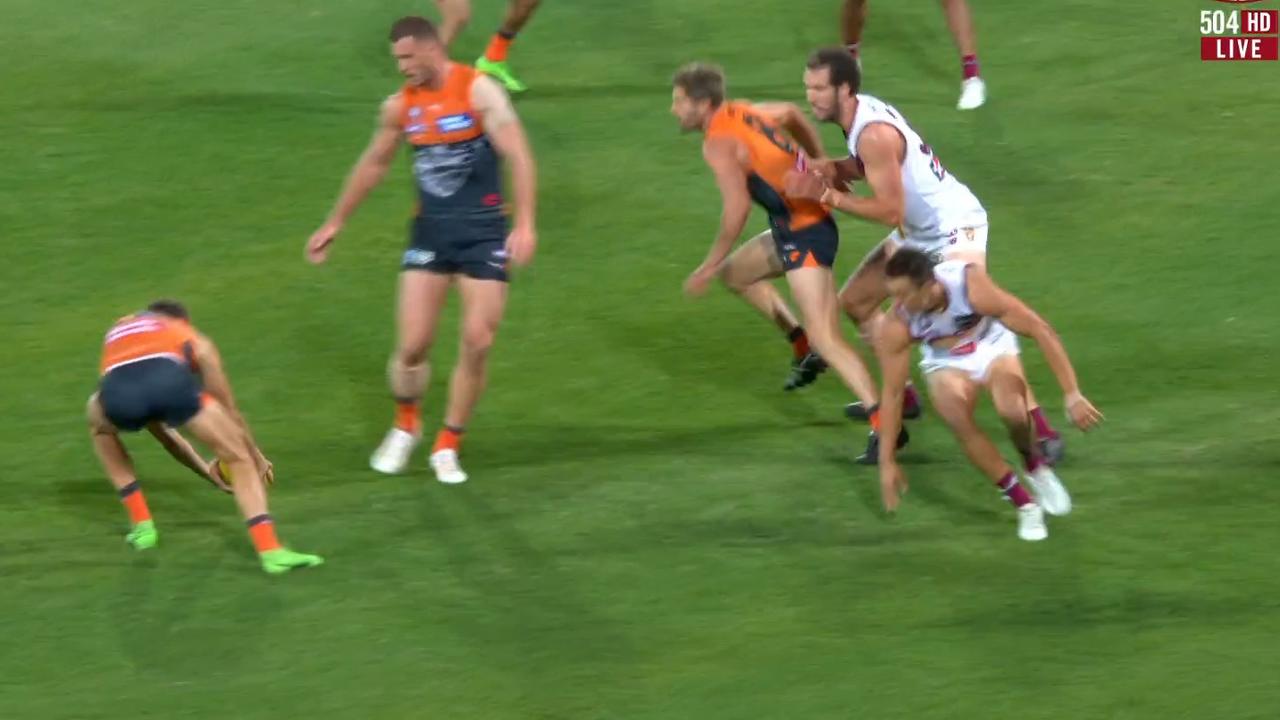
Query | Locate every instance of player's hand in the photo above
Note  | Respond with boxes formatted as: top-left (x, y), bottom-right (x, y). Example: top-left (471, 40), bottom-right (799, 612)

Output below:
top-left (255, 451), bottom-right (275, 485)
top-left (809, 157), bottom-right (841, 184)
top-left (683, 264), bottom-right (717, 297)
top-left (1065, 393), bottom-right (1103, 432)
top-left (204, 458), bottom-right (234, 494)
top-left (306, 221), bottom-right (343, 264)
top-left (879, 461), bottom-right (908, 513)
top-left (784, 169), bottom-right (828, 202)
top-left (505, 222), bottom-right (537, 267)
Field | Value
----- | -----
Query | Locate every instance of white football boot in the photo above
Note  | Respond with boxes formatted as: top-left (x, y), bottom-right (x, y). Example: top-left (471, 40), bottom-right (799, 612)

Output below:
top-left (1026, 465), bottom-right (1072, 517)
top-left (1017, 503), bottom-right (1048, 542)
top-left (429, 448), bottom-right (469, 485)
top-left (370, 428), bottom-right (420, 474)
top-left (957, 77), bottom-right (987, 110)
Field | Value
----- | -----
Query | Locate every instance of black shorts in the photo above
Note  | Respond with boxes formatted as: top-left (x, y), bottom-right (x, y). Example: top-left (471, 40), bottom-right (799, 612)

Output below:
top-left (99, 358), bottom-right (203, 432)
top-left (773, 216), bottom-right (839, 271)
top-left (402, 215), bottom-right (510, 282)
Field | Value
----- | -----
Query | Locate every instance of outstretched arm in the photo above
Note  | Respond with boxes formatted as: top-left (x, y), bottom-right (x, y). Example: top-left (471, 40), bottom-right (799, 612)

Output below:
top-left (685, 137), bottom-right (751, 295)
top-left (306, 95), bottom-right (405, 263)
top-left (191, 334), bottom-right (273, 479)
top-left (146, 423), bottom-right (230, 493)
top-left (965, 267), bottom-right (1103, 430)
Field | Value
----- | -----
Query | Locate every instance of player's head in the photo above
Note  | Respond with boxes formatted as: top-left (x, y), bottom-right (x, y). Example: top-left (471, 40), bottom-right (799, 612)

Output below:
top-left (884, 249), bottom-right (941, 312)
top-left (389, 16), bottom-right (445, 86)
top-left (146, 299), bottom-right (190, 322)
top-left (804, 48), bottom-right (861, 123)
top-left (671, 62), bottom-right (726, 132)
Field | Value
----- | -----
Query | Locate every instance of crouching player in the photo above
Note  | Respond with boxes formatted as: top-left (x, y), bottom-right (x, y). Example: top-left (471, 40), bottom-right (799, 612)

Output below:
top-left (874, 251), bottom-right (1102, 540)
top-left (88, 300), bottom-right (323, 574)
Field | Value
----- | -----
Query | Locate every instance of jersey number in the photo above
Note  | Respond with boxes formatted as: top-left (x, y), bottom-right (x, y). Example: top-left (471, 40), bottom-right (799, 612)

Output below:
top-left (920, 142), bottom-right (947, 181)
top-left (742, 112), bottom-right (797, 155)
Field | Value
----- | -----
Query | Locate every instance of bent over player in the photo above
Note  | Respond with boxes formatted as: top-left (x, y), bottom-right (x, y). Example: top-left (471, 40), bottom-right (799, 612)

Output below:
top-left (873, 251), bottom-right (1102, 541)
top-left (307, 16), bottom-right (537, 484)
top-left (89, 300), bottom-right (322, 574)
top-left (790, 48), bottom-right (1065, 462)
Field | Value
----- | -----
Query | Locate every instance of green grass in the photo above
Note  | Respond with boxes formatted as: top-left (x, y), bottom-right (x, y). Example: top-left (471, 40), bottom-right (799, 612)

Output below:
top-left (2, 1), bottom-right (1279, 717)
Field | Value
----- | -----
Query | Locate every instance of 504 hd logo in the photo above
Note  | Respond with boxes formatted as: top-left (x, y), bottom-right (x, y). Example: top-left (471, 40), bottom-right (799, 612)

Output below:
top-left (1201, 0), bottom-right (1278, 61)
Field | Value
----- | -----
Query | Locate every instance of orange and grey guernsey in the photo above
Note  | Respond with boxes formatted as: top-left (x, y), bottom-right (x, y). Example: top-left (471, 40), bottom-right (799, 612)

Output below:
top-left (705, 101), bottom-right (830, 233)
top-left (99, 313), bottom-right (198, 376)
top-left (400, 63), bottom-right (504, 225)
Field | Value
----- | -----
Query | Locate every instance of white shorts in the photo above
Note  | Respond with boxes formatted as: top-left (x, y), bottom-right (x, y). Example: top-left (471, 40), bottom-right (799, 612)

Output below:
top-left (919, 322), bottom-right (1020, 382)
top-left (889, 222), bottom-right (989, 262)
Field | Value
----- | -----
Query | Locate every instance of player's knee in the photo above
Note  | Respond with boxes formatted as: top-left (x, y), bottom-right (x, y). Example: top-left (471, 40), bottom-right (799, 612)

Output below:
top-left (838, 290), bottom-right (873, 326)
top-left (396, 344), bottom-right (429, 367)
top-left (215, 437), bottom-right (251, 466)
top-left (461, 322), bottom-right (497, 358)
top-left (992, 385), bottom-right (1030, 427)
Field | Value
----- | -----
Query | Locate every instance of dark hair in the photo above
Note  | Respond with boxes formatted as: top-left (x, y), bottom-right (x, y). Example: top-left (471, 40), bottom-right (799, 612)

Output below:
top-left (146, 299), bottom-right (189, 321)
top-left (884, 249), bottom-right (936, 286)
top-left (806, 47), bottom-right (861, 94)
top-left (389, 16), bottom-right (439, 42)
top-left (672, 62), bottom-right (726, 107)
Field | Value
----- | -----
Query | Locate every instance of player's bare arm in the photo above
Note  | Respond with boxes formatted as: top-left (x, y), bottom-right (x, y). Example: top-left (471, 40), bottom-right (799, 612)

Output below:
top-left (687, 136), bottom-right (752, 296)
top-left (472, 73), bottom-right (538, 265)
top-left (964, 267), bottom-right (1104, 431)
top-left (785, 123), bottom-right (904, 226)
top-left (751, 102), bottom-right (825, 160)
top-left (306, 95), bottom-right (405, 264)
top-left (828, 123), bottom-right (905, 225)
top-left (145, 423), bottom-right (232, 493)
top-left (873, 314), bottom-right (914, 510)
top-left (191, 334), bottom-right (274, 482)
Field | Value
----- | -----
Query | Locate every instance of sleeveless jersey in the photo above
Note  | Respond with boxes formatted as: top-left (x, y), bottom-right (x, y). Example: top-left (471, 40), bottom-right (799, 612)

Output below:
top-left (400, 64), bottom-right (503, 225)
top-left (846, 94), bottom-right (986, 239)
top-left (900, 260), bottom-right (1002, 347)
top-left (100, 313), bottom-right (199, 375)
top-left (706, 102), bottom-right (828, 233)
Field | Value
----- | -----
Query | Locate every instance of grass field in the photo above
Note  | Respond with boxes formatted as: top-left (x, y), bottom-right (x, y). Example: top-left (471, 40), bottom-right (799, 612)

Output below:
top-left (3, 1), bottom-right (1279, 717)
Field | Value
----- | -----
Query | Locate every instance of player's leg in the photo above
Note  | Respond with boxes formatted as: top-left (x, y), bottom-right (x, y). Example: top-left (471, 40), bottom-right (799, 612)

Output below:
top-left (719, 230), bottom-right (823, 390)
top-left (940, 0), bottom-right (986, 110)
top-left (838, 239), bottom-right (923, 419)
top-left (477, 0), bottom-right (541, 92)
top-left (182, 402), bottom-right (322, 573)
top-left (953, 235), bottom-right (1064, 461)
top-left (928, 369), bottom-right (1046, 540)
top-left (787, 266), bottom-right (878, 405)
top-left (87, 392), bottom-right (157, 550)
top-left (431, 275), bottom-right (507, 484)
top-left (841, 0), bottom-right (868, 62)
top-left (434, 0), bottom-right (473, 48)
top-left (986, 355), bottom-right (1071, 516)
top-left (372, 269), bottom-right (453, 474)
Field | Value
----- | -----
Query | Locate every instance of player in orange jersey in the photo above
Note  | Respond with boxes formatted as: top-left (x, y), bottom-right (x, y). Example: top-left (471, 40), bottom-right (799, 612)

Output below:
top-left (88, 300), bottom-right (322, 574)
top-left (671, 62), bottom-right (906, 461)
top-left (306, 16), bottom-right (537, 484)
top-left (434, 0), bottom-right (542, 92)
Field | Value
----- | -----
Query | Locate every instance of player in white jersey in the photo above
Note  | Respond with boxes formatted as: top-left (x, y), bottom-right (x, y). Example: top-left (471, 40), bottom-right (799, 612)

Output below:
top-left (840, 0), bottom-right (987, 110)
top-left (872, 249), bottom-right (1102, 540)
top-left (787, 47), bottom-right (1065, 463)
